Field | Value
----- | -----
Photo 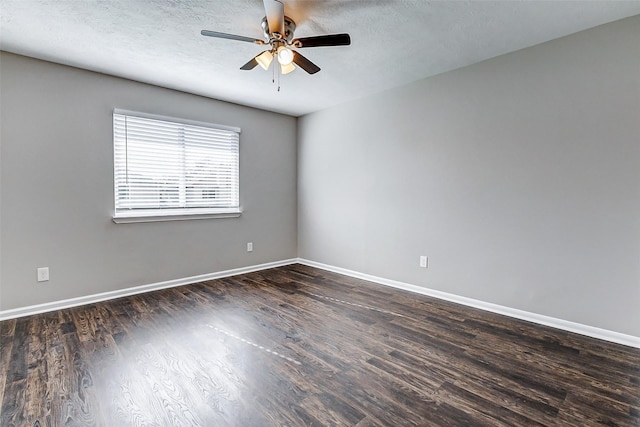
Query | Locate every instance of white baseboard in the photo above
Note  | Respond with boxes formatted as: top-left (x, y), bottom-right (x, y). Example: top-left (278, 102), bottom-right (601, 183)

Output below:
top-left (3, 258), bottom-right (638, 349)
top-left (0, 259), bottom-right (298, 321)
top-left (297, 258), bottom-right (640, 349)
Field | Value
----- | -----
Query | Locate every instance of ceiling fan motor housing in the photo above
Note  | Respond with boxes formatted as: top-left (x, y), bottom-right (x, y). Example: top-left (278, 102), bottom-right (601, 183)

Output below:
top-left (261, 16), bottom-right (296, 43)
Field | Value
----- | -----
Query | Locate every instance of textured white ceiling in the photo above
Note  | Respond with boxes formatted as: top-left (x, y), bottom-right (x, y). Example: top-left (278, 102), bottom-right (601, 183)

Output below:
top-left (1, 0), bottom-right (640, 116)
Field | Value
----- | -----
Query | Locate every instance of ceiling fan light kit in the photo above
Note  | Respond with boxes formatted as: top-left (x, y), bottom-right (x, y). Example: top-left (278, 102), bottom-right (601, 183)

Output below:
top-left (280, 61), bottom-right (295, 75)
top-left (256, 50), bottom-right (274, 70)
top-left (201, 0), bottom-right (351, 81)
top-left (276, 46), bottom-right (294, 65)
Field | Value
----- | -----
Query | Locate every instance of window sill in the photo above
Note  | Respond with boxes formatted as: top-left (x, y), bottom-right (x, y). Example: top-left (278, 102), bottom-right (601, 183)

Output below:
top-left (112, 209), bottom-right (242, 224)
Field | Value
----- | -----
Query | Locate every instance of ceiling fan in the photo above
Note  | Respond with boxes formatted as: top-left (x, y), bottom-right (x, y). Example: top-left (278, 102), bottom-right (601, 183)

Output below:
top-left (201, 0), bottom-right (351, 76)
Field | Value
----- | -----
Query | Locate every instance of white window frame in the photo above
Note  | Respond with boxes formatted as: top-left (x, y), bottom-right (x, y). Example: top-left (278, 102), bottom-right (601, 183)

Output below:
top-left (112, 109), bottom-right (241, 223)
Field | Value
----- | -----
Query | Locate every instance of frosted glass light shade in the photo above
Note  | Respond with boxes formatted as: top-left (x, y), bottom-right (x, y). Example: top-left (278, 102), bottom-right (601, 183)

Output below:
top-left (277, 46), bottom-right (294, 65)
top-left (280, 62), bottom-right (295, 74)
top-left (256, 51), bottom-right (274, 70)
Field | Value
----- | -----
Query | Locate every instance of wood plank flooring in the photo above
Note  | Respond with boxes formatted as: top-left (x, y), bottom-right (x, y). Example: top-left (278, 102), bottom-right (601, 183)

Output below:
top-left (1, 264), bottom-right (638, 426)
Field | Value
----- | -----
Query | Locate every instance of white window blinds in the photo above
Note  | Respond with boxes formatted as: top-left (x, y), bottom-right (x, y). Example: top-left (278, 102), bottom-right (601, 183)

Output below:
top-left (113, 110), bottom-right (240, 220)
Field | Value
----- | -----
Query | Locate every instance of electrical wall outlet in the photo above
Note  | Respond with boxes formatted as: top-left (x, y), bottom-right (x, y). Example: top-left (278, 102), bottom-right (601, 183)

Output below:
top-left (37, 267), bottom-right (50, 282)
top-left (419, 256), bottom-right (428, 268)
top-left (247, 242), bottom-right (253, 252)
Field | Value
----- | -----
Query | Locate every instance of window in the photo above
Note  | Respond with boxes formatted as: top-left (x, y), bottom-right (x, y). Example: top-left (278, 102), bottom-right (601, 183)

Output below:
top-left (113, 109), bottom-right (240, 223)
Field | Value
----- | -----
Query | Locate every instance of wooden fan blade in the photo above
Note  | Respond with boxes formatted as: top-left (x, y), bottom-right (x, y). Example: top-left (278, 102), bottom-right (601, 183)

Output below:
top-left (293, 33), bottom-right (351, 48)
top-left (292, 51), bottom-right (320, 74)
top-left (240, 56), bottom-right (260, 70)
top-left (201, 30), bottom-right (263, 44)
top-left (263, 0), bottom-right (284, 36)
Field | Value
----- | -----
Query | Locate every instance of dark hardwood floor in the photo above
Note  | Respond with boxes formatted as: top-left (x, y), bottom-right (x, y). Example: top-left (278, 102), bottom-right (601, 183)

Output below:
top-left (1, 264), bottom-right (639, 426)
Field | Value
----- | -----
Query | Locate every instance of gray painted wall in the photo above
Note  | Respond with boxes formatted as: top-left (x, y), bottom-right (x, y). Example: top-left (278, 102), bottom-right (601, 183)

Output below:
top-left (298, 16), bottom-right (640, 336)
top-left (0, 52), bottom-right (297, 311)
